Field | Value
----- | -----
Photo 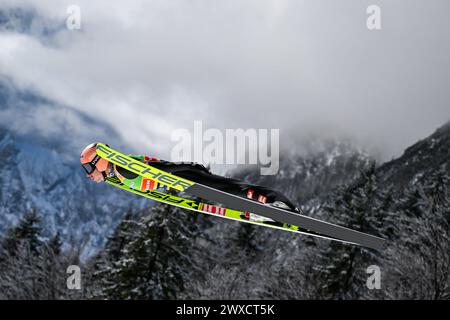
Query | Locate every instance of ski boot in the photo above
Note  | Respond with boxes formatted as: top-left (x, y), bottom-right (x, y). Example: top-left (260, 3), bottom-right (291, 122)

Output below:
top-left (240, 189), bottom-right (300, 223)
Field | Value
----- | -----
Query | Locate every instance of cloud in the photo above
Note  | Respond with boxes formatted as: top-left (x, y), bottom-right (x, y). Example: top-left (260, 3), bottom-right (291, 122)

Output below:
top-left (0, 0), bottom-right (449, 161)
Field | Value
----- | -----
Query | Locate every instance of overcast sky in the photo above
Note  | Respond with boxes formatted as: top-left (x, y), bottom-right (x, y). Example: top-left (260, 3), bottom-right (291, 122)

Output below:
top-left (1, 0), bottom-right (449, 161)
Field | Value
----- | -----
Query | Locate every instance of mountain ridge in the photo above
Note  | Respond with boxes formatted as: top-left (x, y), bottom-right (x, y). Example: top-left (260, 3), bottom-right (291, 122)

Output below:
top-left (377, 120), bottom-right (450, 190)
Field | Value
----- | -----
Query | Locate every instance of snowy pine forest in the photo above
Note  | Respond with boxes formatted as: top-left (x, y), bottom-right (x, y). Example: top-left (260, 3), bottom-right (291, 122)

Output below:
top-left (0, 122), bottom-right (449, 299)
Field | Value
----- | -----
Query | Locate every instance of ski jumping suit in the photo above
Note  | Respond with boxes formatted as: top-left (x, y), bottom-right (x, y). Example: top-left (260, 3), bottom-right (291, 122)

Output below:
top-left (111, 155), bottom-right (298, 212)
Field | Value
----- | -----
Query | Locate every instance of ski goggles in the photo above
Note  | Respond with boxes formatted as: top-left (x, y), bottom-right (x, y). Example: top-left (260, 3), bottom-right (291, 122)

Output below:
top-left (82, 154), bottom-right (101, 175)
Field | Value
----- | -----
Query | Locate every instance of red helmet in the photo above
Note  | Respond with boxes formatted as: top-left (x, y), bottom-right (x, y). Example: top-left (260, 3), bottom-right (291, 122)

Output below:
top-left (80, 143), bottom-right (109, 175)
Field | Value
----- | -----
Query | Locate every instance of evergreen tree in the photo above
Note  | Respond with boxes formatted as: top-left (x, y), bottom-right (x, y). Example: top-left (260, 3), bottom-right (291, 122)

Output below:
top-left (386, 165), bottom-right (450, 299)
top-left (104, 209), bottom-right (137, 261)
top-left (94, 203), bottom-right (201, 299)
top-left (47, 232), bottom-right (62, 257)
top-left (313, 164), bottom-right (387, 299)
top-left (40, 232), bottom-right (64, 299)
top-left (2, 209), bottom-right (42, 257)
top-left (0, 210), bottom-right (87, 299)
top-left (0, 210), bottom-right (47, 299)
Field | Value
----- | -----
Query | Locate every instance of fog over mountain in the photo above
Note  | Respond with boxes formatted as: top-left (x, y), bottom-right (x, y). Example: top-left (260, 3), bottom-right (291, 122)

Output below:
top-left (1, 1), bottom-right (450, 162)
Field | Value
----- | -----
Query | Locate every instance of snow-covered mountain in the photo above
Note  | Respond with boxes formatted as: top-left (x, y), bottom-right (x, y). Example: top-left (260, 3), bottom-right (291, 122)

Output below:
top-left (377, 120), bottom-right (450, 190)
top-left (0, 81), bottom-right (148, 258)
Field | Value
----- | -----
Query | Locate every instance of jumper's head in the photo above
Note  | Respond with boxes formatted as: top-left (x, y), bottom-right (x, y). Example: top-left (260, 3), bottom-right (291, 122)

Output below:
top-left (80, 143), bottom-right (109, 182)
